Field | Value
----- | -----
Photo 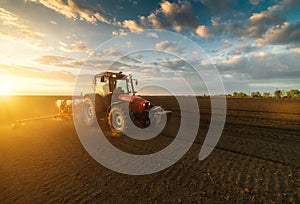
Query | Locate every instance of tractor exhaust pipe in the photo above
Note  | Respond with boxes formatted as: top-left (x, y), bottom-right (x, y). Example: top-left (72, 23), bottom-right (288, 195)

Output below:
top-left (128, 74), bottom-right (135, 96)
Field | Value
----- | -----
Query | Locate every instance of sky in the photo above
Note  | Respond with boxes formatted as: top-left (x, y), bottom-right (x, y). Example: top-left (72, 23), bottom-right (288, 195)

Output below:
top-left (0, 0), bottom-right (299, 95)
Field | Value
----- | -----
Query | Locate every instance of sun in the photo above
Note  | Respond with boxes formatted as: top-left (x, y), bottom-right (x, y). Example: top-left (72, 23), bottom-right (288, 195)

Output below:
top-left (0, 75), bottom-right (13, 95)
top-left (0, 86), bottom-right (10, 95)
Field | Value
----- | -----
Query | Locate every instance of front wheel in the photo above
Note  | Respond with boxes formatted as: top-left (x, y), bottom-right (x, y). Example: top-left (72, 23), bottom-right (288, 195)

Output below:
top-left (82, 97), bottom-right (96, 126)
top-left (108, 107), bottom-right (128, 134)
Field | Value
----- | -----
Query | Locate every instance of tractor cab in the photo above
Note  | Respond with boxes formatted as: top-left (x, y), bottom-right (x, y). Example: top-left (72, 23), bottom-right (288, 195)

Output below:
top-left (93, 72), bottom-right (135, 97)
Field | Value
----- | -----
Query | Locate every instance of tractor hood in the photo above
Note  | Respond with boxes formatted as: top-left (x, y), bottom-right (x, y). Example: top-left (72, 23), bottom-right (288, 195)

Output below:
top-left (118, 94), bottom-right (150, 113)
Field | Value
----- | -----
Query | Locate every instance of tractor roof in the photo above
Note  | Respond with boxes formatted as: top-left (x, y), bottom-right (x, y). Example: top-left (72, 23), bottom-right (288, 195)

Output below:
top-left (94, 71), bottom-right (126, 79)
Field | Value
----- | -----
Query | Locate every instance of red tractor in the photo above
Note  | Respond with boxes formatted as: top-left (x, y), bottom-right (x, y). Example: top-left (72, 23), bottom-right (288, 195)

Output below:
top-left (80, 71), bottom-right (169, 133)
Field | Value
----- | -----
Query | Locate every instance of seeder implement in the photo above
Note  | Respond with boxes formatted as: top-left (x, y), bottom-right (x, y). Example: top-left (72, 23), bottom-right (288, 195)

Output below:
top-left (11, 99), bottom-right (79, 129)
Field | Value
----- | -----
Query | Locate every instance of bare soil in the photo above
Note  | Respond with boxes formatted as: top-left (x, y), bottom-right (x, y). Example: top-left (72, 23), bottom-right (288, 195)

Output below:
top-left (0, 96), bottom-right (299, 203)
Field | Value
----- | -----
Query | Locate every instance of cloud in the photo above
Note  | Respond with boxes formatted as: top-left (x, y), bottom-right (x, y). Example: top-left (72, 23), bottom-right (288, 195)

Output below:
top-left (195, 1), bottom-right (297, 42)
top-left (195, 10), bottom-right (286, 41)
top-left (245, 0), bottom-right (299, 39)
top-left (112, 29), bottom-right (128, 36)
top-left (142, 13), bottom-right (169, 29)
top-left (155, 41), bottom-right (177, 50)
top-left (33, 55), bottom-right (83, 68)
top-left (59, 41), bottom-right (93, 54)
top-left (26, 0), bottom-right (109, 24)
top-left (122, 20), bottom-right (143, 32)
top-left (0, 64), bottom-right (75, 83)
top-left (221, 55), bottom-right (246, 69)
top-left (222, 40), bottom-right (232, 48)
top-left (200, 0), bottom-right (237, 13)
top-left (246, 10), bottom-right (285, 37)
top-left (119, 1), bottom-right (198, 34)
top-left (92, 48), bottom-right (125, 59)
top-left (146, 32), bottom-right (159, 38)
top-left (196, 18), bottom-right (244, 39)
top-left (159, 1), bottom-right (199, 31)
top-left (94, 12), bottom-right (109, 24)
top-left (0, 64), bottom-right (76, 94)
top-left (0, 8), bottom-right (45, 48)
top-left (0, 31), bottom-right (16, 41)
top-left (230, 43), bottom-right (257, 55)
top-left (249, 0), bottom-right (265, 5)
top-left (34, 48), bottom-right (142, 71)
top-left (155, 40), bottom-right (183, 54)
top-left (268, 0), bottom-right (300, 13)
top-left (196, 25), bottom-right (213, 39)
top-left (124, 41), bottom-right (132, 48)
top-left (290, 47), bottom-right (300, 54)
top-left (160, 58), bottom-right (186, 71)
top-left (217, 52), bottom-right (300, 80)
top-left (257, 22), bottom-right (300, 45)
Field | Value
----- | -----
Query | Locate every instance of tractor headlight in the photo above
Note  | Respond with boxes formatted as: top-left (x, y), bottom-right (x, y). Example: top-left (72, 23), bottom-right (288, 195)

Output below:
top-left (142, 102), bottom-right (150, 109)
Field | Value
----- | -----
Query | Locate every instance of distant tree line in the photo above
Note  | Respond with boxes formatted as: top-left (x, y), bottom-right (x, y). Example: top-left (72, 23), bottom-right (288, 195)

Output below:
top-left (227, 89), bottom-right (300, 99)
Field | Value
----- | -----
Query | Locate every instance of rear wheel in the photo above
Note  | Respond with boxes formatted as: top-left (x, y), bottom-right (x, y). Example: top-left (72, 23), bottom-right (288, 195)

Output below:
top-left (108, 107), bottom-right (128, 133)
top-left (82, 97), bottom-right (96, 126)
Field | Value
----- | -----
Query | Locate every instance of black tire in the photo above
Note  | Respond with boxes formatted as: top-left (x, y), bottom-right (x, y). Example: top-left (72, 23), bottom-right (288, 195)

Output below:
top-left (82, 97), bottom-right (96, 126)
top-left (108, 107), bottom-right (129, 133)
